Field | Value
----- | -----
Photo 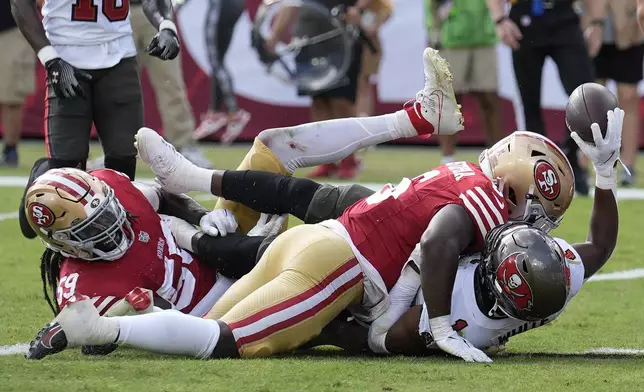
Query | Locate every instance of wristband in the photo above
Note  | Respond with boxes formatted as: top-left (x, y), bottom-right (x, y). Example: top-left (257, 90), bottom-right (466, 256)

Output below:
top-left (37, 45), bottom-right (60, 66)
top-left (595, 172), bottom-right (617, 191)
top-left (428, 315), bottom-right (453, 340)
top-left (495, 16), bottom-right (508, 25)
top-left (159, 19), bottom-right (178, 35)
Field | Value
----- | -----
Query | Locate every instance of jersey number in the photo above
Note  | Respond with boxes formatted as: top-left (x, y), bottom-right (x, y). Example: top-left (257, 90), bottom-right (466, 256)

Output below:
top-left (57, 273), bottom-right (79, 305)
top-left (366, 170), bottom-right (440, 205)
top-left (72, 0), bottom-right (130, 22)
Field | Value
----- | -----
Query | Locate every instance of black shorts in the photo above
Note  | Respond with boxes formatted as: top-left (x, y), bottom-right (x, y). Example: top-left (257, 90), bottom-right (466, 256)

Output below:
top-left (45, 56), bottom-right (143, 161)
top-left (594, 43), bottom-right (644, 84)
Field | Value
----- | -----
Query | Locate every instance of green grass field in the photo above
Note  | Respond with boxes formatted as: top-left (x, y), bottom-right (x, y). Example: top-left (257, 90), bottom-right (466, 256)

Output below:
top-left (1, 143), bottom-right (644, 392)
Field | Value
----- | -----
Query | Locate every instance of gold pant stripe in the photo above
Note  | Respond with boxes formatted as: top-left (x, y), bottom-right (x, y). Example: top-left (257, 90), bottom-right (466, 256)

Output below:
top-left (228, 257), bottom-right (361, 347)
top-left (210, 224), bottom-right (364, 357)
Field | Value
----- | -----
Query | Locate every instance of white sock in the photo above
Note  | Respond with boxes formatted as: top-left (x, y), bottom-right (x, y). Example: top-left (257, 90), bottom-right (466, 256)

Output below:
top-left (258, 112), bottom-right (416, 172)
top-left (56, 300), bottom-right (120, 346)
top-left (113, 310), bottom-right (221, 359)
top-left (183, 167), bottom-right (217, 194)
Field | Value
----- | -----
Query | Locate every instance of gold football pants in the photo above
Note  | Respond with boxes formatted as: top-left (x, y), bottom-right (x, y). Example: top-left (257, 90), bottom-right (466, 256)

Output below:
top-left (206, 224), bottom-right (364, 357)
top-left (214, 138), bottom-right (291, 233)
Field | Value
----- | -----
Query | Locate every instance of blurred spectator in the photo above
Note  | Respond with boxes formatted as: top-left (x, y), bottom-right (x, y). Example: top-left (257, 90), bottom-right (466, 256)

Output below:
top-left (486, 0), bottom-right (600, 196)
top-left (356, 0), bottom-right (393, 118)
top-left (303, 0), bottom-right (371, 179)
top-left (427, 0), bottom-right (503, 164)
top-left (193, 0), bottom-right (251, 144)
top-left (0, 3), bottom-right (35, 167)
top-left (588, 0), bottom-right (641, 186)
top-left (130, 1), bottom-right (212, 168)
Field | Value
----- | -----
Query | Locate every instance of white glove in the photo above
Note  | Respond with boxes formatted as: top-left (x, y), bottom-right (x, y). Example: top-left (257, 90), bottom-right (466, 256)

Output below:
top-left (199, 209), bottom-right (238, 237)
top-left (247, 213), bottom-right (287, 237)
top-left (430, 316), bottom-right (492, 363)
top-left (570, 108), bottom-right (625, 190)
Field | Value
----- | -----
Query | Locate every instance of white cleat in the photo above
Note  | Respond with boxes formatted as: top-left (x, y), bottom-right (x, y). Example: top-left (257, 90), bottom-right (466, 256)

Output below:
top-left (415, 48), bottom-right (464, 136)
top-left (135, 127), bottom-right (201, 194)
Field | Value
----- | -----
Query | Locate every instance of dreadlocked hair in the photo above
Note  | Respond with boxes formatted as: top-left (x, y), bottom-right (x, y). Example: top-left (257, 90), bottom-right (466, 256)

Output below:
top-left (40, 248), bottom-right (64, 315)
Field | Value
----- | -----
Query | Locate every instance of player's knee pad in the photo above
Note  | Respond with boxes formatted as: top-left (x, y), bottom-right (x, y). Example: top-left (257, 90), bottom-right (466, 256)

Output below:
top-left (215, 138), bottom-right (291, 233)
top-left (304, 184), bottom-right (374, 223)
top-left (104, 156), bottom-right (136, 180)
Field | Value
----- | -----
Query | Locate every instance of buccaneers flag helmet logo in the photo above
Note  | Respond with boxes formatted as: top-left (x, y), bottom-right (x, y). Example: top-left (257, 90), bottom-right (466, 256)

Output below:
top-left (496, 252), bottom-right (534, 312)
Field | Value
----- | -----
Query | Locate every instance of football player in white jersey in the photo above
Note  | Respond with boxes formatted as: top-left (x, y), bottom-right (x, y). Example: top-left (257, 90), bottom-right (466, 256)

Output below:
top-left (10, 0), bottom-right (180, 181)
top-left (365, 109), bottom-right (623, 360)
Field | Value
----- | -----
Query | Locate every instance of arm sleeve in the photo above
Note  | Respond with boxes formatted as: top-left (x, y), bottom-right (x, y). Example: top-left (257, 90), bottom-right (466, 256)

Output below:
top-left (194, 233), bottom-right (265, 279)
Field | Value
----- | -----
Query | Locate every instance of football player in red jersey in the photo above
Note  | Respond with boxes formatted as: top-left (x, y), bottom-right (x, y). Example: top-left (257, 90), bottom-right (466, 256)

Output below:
top-left (26, 167), bottom-right (290, 321)
top-left (25, 48), bottom-right (583, 363)
top-left (365, 109), bottom-right (624, 357)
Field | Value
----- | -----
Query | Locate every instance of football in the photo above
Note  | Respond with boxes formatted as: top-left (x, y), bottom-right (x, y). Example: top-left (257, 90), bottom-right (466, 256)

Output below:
top-left (565, 83), bottom-right (618, 144)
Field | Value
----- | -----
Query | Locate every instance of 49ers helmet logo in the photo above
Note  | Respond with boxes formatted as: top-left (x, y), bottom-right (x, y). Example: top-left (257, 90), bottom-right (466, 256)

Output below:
top-left (496, 252), bottom-right (533, 312)
top-left (534, 160), bottom-right (560, 201)
top-left (29, 203), bottom-right (56, 228)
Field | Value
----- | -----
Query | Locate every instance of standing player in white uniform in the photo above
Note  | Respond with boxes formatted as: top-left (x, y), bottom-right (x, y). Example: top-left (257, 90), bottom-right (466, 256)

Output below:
top-left (10, 0), bottom-right (179, 180)
top-left (367, 109), bottom-right (624, 358)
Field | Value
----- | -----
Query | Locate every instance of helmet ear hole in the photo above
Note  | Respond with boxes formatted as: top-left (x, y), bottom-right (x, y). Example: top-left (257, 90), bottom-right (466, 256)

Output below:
top-left (531, 150), bottom-right (546, 157)
top-left (522, 259), bottom-right (529, 274)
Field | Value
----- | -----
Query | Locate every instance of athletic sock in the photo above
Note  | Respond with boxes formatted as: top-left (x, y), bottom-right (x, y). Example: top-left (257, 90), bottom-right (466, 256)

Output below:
top-left (114, 311), bottom-right (221, 359)
top-left (259, 112), bottom-right (417, 172)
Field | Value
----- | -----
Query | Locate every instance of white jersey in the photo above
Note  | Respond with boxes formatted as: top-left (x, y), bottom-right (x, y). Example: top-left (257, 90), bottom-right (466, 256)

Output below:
top-left (42, 0), bottom-right (136, 69)
top-left (368, 238), bottom-right (585, 352)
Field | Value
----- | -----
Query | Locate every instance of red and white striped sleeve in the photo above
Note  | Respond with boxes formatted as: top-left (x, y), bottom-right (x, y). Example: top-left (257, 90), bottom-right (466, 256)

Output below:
top-left (458, 184), bottom-right (508, 248)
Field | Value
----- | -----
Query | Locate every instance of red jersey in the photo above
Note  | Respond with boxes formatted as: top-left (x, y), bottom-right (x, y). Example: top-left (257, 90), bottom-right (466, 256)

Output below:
top-left (338, 162), bottom-right (508, 289)
top-left (56, 169), bottom-right (218, 316)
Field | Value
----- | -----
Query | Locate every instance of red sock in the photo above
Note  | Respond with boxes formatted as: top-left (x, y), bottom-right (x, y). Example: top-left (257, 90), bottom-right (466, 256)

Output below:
top-left (402, 100), bottom-right (435, 137)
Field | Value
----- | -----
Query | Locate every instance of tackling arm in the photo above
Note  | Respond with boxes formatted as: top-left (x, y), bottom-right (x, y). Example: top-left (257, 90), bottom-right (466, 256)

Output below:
top-left (420, 204), bottom-right (474, 320)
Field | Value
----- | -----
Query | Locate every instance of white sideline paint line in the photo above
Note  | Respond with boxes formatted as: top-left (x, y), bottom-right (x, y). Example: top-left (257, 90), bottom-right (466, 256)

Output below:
top-left (0, 212), bottom-right (19, 222)
top-left (587, 268), bottom-right (644, 282)
top-left (0, 342), bottom-right (29, 356)
top-left (1, 343), bottom-right (644, 357)
top-left (586, 348), bottom-right (644, 355)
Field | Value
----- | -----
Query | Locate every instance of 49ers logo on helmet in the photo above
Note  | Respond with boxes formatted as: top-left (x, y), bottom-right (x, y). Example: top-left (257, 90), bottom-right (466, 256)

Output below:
top-left (496, 252), bottom-right (534, 312)
top-left (30, 203), bottom-right (56, 228)
top-left (534, 160), bottom-right (560, 201)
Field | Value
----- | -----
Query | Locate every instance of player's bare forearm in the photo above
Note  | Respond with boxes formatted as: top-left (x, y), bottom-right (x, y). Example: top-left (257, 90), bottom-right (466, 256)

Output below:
top-left (419, 205), bottom-right (474, 318)
top-left (10, 0), bottom-right (50, 53)
top-left (384, 306), bottom-right (428, 355)
top-left (574, 188), bottom-right (618, 279)
top-left (141, 0), bottom-right (174, 29)
top-left (157, 190), bottom-right (208, 226)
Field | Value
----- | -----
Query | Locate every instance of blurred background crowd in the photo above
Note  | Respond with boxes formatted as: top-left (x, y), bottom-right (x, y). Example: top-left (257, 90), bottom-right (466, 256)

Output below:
top-left (1, 0), bottom-right (643, 193)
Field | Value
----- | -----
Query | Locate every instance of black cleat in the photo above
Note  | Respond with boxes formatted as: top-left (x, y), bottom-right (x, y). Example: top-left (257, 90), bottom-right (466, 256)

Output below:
top-left (26, 321), bottom-right (68, 360)
top-left (19, 157), bottom-right (50, 239)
